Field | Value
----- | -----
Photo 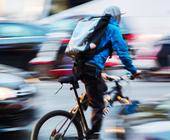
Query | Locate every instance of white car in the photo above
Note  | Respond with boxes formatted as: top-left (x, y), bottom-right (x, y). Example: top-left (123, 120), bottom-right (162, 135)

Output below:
top-left (0, 67), bottom-right (37, 132)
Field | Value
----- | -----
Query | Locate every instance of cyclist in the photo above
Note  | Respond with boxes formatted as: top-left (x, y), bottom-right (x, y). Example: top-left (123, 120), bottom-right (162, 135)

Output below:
top-left (74, 6), bottom-right (140, 138)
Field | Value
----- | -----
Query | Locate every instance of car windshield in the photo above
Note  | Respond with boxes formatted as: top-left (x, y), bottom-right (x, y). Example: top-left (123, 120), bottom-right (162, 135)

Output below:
top-left (46, 19), bottom-right (78, 32)
top-left (0, 23), bottom-right (46, 37)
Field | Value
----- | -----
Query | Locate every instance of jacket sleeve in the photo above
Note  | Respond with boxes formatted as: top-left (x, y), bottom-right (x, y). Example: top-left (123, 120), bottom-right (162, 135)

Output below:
top-left (110, 26), bottom-right (137, 74)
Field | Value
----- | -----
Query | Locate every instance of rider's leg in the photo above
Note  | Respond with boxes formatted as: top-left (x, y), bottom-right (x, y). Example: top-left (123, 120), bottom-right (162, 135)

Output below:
top-left (84, 76), bottom-right (107, 134)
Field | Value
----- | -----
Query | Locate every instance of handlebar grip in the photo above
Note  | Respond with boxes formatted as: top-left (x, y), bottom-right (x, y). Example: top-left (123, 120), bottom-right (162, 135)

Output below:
top-left (107, 77), bottom-right (113, 81)
top-left (130, 75), bottom-right (135, 80)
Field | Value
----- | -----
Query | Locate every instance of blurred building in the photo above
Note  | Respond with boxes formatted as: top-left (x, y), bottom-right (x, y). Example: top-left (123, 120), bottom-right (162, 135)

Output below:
top-left (0, 0), bottom-right (52, 21)
top-left (0, 0), bottom-right (92, 20)
top-left (68, 0), bottom-right (92, 7)
top-left (49, 0), bottom-right (68, 15)
top-left (49, 0), bottom-right (92, 15)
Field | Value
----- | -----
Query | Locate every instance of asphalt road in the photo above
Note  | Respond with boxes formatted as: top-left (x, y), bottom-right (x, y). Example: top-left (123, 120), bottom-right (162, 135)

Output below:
top-left (1, 78), bottom-right (170, 140)
top-left (32, 79), bottom-right (170, 139)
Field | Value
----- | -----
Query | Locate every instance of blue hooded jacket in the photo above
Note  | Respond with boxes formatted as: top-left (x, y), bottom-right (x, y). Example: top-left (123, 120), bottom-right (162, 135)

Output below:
top-left (87, 18), bottom-right (137, 74)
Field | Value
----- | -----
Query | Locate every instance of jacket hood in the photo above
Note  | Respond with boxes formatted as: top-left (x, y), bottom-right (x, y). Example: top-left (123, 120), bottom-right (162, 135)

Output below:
top-left (109, 17), bottom-right (119, 25)
top-left (103, 6), bottom-right (122, 23)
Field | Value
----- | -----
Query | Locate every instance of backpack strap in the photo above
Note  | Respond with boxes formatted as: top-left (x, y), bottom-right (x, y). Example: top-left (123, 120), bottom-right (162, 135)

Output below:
top-left (79, 41), bottom-right (113, 60)
top-left (95, 41), bottom-right (113, 58)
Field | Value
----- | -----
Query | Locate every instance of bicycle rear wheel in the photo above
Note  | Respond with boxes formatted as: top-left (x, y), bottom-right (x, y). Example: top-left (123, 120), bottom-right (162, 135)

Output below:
top-left (31, 110), bottom-right (83, 140)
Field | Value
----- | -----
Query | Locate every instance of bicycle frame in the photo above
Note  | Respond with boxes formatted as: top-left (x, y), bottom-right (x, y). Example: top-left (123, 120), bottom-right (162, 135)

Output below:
top-left (31, 73), bottom-right (136, 140)
top-left (69, 81), bottom-right (89, 135)
top-left (68, 78), bottom-right (130, 136)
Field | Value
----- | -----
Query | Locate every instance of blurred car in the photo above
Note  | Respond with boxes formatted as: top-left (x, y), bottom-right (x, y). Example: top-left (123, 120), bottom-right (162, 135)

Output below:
top-left (0, 21), bottom-right (47, 70)
top-left (30, 15), bottom-right (135, 78)
top-left (123, 98), bottom-right (170, 140)
top-left (0, 72), bottom-right (37, 132)
top-left (101, 98), bottom-right (170, 140)
top-left (134, 35), bottom-right (170, 81)
top-left (0, 64), bottom-right (38, 79)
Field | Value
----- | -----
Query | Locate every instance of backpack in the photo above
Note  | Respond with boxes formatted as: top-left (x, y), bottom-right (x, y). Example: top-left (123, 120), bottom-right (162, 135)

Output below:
top-left (65, 17), bottom-right (101, 58)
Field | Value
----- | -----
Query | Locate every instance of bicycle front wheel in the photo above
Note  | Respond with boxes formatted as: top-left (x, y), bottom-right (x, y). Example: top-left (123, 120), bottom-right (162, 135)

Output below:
top-left (31, 110), bottom-right (83, 140)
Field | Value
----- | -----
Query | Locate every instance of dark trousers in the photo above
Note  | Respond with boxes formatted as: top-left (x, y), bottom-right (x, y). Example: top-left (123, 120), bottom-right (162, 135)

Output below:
top-left (83, 74), bottom-right (107, 132)
top-left (74, 61), bottom-right (107, 132)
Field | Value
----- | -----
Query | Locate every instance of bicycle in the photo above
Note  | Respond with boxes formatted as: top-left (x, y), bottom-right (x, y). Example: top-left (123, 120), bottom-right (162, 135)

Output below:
top-left (31, 73), bottom-right (135, 140)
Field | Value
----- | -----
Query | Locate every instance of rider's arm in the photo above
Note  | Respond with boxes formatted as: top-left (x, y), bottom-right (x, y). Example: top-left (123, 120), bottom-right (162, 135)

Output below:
top-left (109, 25), bottom-right (137, 74)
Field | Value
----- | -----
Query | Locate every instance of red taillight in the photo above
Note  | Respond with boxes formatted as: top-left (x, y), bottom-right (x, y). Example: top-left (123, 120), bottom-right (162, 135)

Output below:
top-left (123, 34), bottom-right (136, 41)
top-left (48, 69), bottom-right (72, 77)
top-left (61, 38), bottom-right (70, 44)
top-left (135, 56), bottom-right (157, 60)
top-left (30, 61), bottom-right (54, 65)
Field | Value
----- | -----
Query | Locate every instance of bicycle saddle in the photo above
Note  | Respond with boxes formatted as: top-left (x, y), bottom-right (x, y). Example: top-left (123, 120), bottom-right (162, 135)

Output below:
top-left (58, 74), bottom-right (80, 84)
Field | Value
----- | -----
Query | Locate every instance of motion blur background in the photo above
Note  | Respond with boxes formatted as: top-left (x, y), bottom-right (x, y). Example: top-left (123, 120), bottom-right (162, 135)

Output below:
top-left (0, 0), bottom-right (170, 140)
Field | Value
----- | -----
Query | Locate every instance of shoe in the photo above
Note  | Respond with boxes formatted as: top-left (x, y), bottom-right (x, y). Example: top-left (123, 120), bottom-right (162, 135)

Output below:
top-left (86, 130), bottom-right (100, 140)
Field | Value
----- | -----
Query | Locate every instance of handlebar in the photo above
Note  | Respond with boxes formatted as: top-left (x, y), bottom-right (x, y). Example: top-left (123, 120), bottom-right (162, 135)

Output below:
top-left (104, 74), bottom-right (132, 106)
top-left (106, 74), bottom-right (131, 83)
top-left (106, 70), bottom-right (143, 82)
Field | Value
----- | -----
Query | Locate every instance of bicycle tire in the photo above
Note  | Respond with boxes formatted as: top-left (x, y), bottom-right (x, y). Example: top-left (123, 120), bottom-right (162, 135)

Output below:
top-left (31, 110), bottom-right (83, 140)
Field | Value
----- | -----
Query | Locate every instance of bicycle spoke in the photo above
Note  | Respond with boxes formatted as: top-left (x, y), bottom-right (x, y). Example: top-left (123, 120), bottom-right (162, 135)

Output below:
top-left (57, 118), bottom-right (69, 133)
top-left (34, 112), bottom-right (80, 140)
top-left (61, 114), bottom-right (77, 138)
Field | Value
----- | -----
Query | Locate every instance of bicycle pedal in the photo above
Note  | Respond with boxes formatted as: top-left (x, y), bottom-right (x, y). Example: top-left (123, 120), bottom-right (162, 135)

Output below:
top-left (117, 96), bottom-right (131, 104)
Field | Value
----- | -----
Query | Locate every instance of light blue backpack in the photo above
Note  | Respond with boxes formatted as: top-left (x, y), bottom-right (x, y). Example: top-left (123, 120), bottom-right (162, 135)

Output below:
top-left (65, 17), bottom-right (100, 58)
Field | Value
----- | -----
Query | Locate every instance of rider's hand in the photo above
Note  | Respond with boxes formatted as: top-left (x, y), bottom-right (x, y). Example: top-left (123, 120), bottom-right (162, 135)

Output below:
top-left (107, 75), bottom-right (121, 81)
top-left (101, 73), bottom-right (109, 80)
top-left (89, 43), bottom-right (96, 49)
top-left (101, 73), bottom-right (120, 81)
top-left (131, 70), bottom-right (141, 80)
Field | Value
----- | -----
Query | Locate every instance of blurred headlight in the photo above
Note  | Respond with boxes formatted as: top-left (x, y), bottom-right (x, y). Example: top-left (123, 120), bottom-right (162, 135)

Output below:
top-left (0, 87), bottom-right (17, 100)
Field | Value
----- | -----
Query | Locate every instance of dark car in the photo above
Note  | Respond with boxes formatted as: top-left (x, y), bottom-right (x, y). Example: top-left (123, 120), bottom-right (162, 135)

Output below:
top-left (0, 21), bottom-right (47, 70)
top-left (134, 35), bottom-right (170, 81)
